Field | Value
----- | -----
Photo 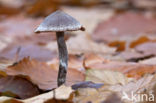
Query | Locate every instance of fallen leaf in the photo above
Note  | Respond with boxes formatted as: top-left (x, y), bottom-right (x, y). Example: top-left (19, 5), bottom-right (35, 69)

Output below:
top-left (86, 69), bottom-right (132, 85)
top-left (140, 57), bottom-right (156, 65)
top-left (0, 44), bottom-right (56, 62)
top-left (135, 42), bottom-right (156, 56)
top-left (109, 40), bottom-right (126, 51)
top-left (26, 0), bottom-right (58, 17)
top-left (132, 0), bottom-right (156, 10)
top-left (84, 55), bottom-right (156, 79)
top-left (0, 76), bottom-right (39, 99)
top-left (103, 93), bottom-right (124, 103)
top-left (48, 54), bottom-right (85, 72)
top-left (6, 57), bottom-right (85, 90)
top-left (92, 12), bottom-right (156, 43)
top-left (0, 15), bottom-right (41, 37)
top-left (73, 85), bottom-right (119, 103)
top-left (118, 50), bottom-right (152, 61)
top-left (0, 57), bottom-right (14, 70)
top-left (0, 85), bottom-right (73, 103)
top-left (130, 36), bottom-right (150, 48)
top-left (110, 74), bottom-right (154, 103)
top-left (0, 35), bottom-right (12, 51)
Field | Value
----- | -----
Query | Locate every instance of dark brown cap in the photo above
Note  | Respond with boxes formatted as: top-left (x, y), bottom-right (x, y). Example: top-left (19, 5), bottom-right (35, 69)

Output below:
top-left (35, 10), bottom-right (85, 33)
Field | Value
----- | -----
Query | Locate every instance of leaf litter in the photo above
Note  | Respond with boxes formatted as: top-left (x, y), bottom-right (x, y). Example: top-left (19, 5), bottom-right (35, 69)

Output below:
top-left (0, 2), bottom-right (156, 103)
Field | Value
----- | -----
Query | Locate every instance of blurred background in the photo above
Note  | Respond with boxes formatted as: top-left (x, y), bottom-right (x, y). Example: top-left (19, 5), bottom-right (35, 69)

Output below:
top-left (0, 0), bottom-right (156, 61)
top-left (0, 0), bottom-right (155, 17)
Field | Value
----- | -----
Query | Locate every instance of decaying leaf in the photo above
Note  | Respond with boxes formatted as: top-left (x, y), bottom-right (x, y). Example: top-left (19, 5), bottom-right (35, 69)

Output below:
top-left (0, 76), bottom-right (39, 99)
top-left (6, 57), bottom-right (85, 90)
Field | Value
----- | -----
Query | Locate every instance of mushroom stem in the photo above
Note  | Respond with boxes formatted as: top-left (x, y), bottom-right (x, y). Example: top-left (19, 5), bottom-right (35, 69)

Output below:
top-left (56, 32), bottom-right (68, 86)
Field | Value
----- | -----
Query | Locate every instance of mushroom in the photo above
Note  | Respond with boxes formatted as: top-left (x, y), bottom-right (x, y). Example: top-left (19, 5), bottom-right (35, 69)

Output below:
top-left (35, 10), bottom-right (85, 87)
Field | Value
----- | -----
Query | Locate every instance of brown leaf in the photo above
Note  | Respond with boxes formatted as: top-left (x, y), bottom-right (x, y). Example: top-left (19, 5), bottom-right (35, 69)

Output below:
top-left (0, 15), bottom-right (41, 37)
top-left (0, 57), bottom-right (14, 70)
top-left (135, 42), bottom-right (156, 56)
top-left (132, 0), bottom-right (156, 9)
top-left (130, 36), bottom-right (150, 48)
top-left (118, 50), bottom-right (151, 61)
top-left (0, 44), bottom-right (55, 62)
top-left (0, 76), bottom-right (39, 99)
top-left (110, 74), bottom-right (154, 103)
top-left (109, 40), bottom-right (126, 51)
top-left (73, 85), bottom-right (119, 103)
top-left (6, 58), bottom-right (85, 90)
top-left (140, 57), bottom-right (156, 65)
top-left (26, 0), bottom-right (58, 17)
top-left (92, 12), bottom-right (156, 43)
top-left (25, 85), bottom-right (74, 103)
top-left (0, 85), bottom-right (73, 103)
top-left (49, 54), bottom-right (85, 72)
top-left (103, 93), bottom-right (124, 103)
top-left (84, 54), bottom-right (156, 79)
top-left (86, 69), bottom-right (132, 85)
top-left (6, 58), bottom-right (58, 90)
top-left (0, 15), bottom-right (56, 45)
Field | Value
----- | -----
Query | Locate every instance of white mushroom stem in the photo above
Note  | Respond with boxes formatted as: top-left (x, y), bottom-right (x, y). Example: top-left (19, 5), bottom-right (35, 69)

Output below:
top-left (56, 32), bottom-right (68, 86)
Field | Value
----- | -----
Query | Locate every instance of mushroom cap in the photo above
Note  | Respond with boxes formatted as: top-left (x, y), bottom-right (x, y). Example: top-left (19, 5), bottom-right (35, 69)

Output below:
top-left (35, 10), bottom-right (85, 32)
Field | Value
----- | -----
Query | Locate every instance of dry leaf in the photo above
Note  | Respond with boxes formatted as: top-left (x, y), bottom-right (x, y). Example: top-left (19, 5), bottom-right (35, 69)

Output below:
top-left (6, 58), bottom-right (85, 90)
top-left (86, 69), bottom-right (132, 85)
top-left (118, 50), bottom-right (150, 61)
top-left (26, 0), bottom-right (58, 17)
top-left (92, 12), bottom-right (156, 43)
top-left (0, 44), bottom-right (55, 62)
top-left (0, 76), bottom-right (39, 99)
top-left (0, 57), bottom-right (14, 70)
top-left (73, 85), bottom-right (119, 103)
top-left (140, 57), bottom-right (156, 65)
top-left (0, 15), bottom-right (41, 37)
top-left (6, 58), bottom-right (58, 90)
top-left (135, 42), bottom-right (156, 56)
top-left (84, 55), bottom-right (156, 79)
top-left (0, 85), bottom-right (73, 103)
top-left (110, 74), bottom-right (154, 103)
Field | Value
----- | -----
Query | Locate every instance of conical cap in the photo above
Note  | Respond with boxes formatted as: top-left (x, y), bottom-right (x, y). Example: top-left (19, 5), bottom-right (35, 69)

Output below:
top-left (35, 10), bottom-right (84, 32)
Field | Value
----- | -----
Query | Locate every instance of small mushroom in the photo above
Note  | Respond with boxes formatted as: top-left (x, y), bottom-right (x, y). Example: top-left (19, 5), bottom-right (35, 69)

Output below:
top-left (35, 10), bottom-right (85, 87)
